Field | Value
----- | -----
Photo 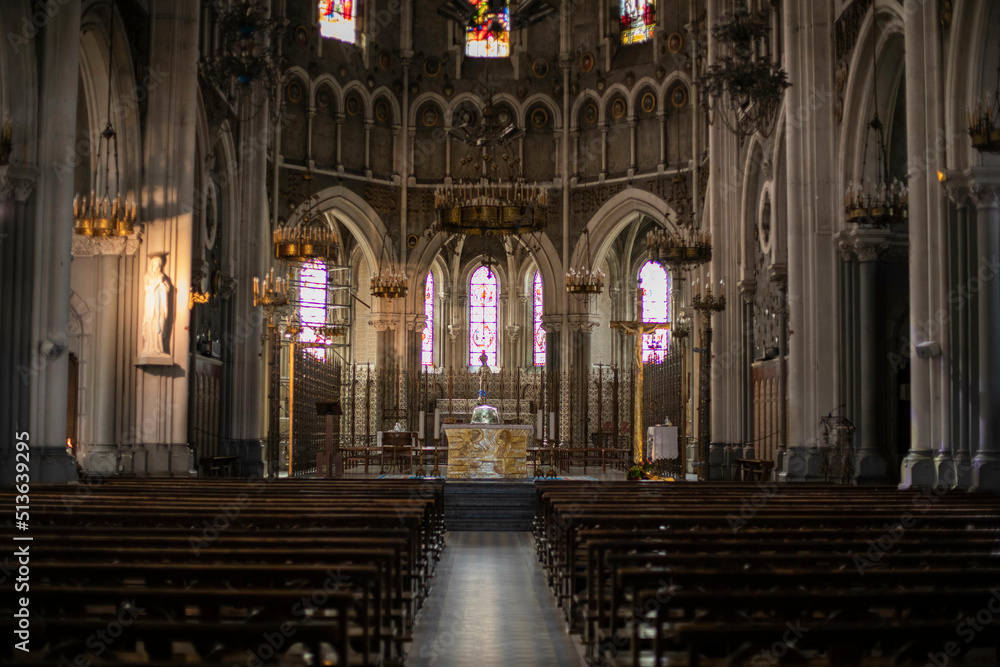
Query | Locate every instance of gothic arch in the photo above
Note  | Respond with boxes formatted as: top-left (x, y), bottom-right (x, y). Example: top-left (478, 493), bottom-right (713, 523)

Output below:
top-left (574, 187), bottom-right (677, 274)
top-left (287, 185), bottom-right (389, 272)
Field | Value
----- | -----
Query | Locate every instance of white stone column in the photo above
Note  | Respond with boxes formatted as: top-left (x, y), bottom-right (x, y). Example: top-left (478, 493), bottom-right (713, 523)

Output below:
top-left (969, 176), bottom-right (1000, 491)
top-left (133, 0), bottom-right (200, 476)
top-left (27, 1), bottom-right (82, 481)
top-left (899, 0), bottom-right (946, 489)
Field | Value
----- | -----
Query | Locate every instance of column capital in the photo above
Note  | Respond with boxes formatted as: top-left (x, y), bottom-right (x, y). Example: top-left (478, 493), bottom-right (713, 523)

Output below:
top-left (959, 167), bottom-right (1000, 210)
top-left (737, 279), bottom-right (757, 303)
top-left (0, 162), bottom-right (39, 202)
top-left (369, 318), bottom-right (397, 332)
top-left (505, 324), bottom-right (521, 342)
top-left (970, 184), bottom-right (1000, 211)
top-left (540, 315), bottom-right (562, 334)
top-left (568, 313), bottom-right (600, 334)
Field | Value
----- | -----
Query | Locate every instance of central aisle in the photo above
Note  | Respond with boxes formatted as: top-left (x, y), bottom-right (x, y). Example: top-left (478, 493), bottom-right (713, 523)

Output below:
top-left (407, 532), bottom-right (583, 667)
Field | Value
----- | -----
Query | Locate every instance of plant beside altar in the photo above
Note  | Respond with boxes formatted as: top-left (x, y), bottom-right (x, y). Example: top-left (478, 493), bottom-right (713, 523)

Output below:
top-left (627, 458), bottom-right (654, 480)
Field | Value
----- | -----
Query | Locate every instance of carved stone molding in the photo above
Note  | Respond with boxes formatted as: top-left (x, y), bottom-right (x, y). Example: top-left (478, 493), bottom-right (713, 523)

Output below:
top-left (853, 238), bottom-right (888, 262)
top-left (0, 162), bottom-right (40, 202)
top-left (944, 185), bottom-right (971, 208)
top-left (368, 319), bottom-right (397, 332)
top-left (540, 316), bottom-right (563, 335)
top-left (767, 263), bottom-right (788, 289)
top-left (737, 279), bottom-right (757, 303)
top-left (71, 234), bottom-right (142, 257)
top-left (970, 184), bottom-right (1000, 211)
top-left (505, 325), bottom-right (521, 342)
top-left (406, 315), bottom-right (425, 332)
top-left (570, 320), bottom-right (600, 334)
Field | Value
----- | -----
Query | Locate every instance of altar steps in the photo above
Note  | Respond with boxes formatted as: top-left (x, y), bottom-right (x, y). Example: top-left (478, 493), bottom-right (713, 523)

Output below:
top-left (443, 481), bottom-right (536, 531)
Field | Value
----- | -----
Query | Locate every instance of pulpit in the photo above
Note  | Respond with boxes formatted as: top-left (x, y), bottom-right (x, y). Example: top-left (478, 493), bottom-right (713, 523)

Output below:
top-left (442, 424), bottom-right (533, 479)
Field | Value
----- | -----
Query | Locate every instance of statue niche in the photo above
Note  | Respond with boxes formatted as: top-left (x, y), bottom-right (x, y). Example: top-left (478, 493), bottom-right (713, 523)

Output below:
top-left (136, 254), bottom-right (173, 366)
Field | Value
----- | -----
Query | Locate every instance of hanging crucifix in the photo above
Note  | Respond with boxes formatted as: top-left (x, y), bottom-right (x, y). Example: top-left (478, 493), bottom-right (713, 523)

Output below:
top-left (611, 281), bottom-right (671, 464)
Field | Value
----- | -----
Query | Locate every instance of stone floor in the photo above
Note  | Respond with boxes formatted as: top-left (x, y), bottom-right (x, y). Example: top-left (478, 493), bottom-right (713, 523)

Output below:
top-left (406, 532), bottom-right (584, 667)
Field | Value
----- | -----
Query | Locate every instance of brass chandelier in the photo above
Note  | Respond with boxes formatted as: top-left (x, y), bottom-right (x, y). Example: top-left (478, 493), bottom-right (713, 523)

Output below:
top-left (201, 1), bottom-right (282, 102)
top-left (73, 0), bottom-right (138, 238)
top-left (969, 47), bottom-right (1000, 154)
top-left (273, 170), bottom-right (339, 263)
top-left (433, 84), bottom-right (549, 236)
top-left (566, 228), bottom-right (605, 296)
top-left (845, 20), bottom-right (908, 227)
top-left (647, 173), bottom-right (712, 270)
top-left (371, 232), bottom-right (408, 299)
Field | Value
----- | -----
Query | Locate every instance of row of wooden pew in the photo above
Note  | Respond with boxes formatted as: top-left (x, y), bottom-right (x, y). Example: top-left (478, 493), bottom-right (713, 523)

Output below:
top-left (1, 477), bottom-right (445, 665)
top-left (534, 481), bottom-right (1000, 666)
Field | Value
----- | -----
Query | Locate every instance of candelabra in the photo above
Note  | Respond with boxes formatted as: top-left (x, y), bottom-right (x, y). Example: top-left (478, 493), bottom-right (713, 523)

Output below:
top-left (566, 228), bottom-right (605, 296)
top-left (692, 285), bottom-right (726, 314)
top-left (647, 227), bottom-right (712, 270)
top-left (969, 90), bottom-right (1000, 154)
top-left (844, 178), bottom-right (909, 227)
top-left (371, 232), bottom-right (408, 299)
top-left (253, 268), bottom-right (289, 334)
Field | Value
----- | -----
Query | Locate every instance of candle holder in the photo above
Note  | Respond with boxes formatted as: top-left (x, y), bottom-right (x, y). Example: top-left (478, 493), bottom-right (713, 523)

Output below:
top-left (692, 287), bottom-right (726, 314)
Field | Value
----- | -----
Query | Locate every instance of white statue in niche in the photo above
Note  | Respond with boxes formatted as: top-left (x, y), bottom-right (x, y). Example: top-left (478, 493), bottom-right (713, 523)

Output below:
top-left (140, 255), bottom-right (170, 359)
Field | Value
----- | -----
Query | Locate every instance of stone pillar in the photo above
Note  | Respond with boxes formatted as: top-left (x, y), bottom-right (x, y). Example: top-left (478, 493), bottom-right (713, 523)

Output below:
top-left (899, 1), bottom-right (945, 489)
top-left (0, 166), bottom-right (42, 484)
top-left (969, 178), bottom-right (1000, 491)
top-left (569, 317), bottom-right (598, 445)
top-left (26, 2), bottom-right (82, 482)
top-left (132, 0), bottom-right (200, 476)
top-left (941, 185), bottom-right (970, 488)
top-left (852, 232), bottom-right (890, 483)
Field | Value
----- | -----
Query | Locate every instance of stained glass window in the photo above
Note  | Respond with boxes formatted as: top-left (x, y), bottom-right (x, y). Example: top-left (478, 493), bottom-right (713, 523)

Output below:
top-left (466, 0), bottom-right (510, 58)
top-left (422, 272), bottom-right (434, 367)
top-left (298, 260), bottom-right (328, 359)
top-left (640, 261), bottom-right (670, 363)
top-left (620, 0), bottom-right (655, 45)
top-left (319, 0), bottom-right (356, 43)
top-left (533, 271), bottom-right (546, 366)
top-left (469, 265), bottom-right (498, 366)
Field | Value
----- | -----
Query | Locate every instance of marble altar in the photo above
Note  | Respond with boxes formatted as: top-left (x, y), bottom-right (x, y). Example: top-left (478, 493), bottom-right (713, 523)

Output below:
top-left (443, 424), bottom-right (533, 479)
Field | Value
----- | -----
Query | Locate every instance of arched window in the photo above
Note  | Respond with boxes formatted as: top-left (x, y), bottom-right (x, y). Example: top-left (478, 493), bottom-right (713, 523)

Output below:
top-left (469, 265), bottom-right (499, 366)
top-left (319, 0), bottom-right (356, 43)
top-left (421, 272), bottom-right (434, 367)
top-left (533, 271), bottom-right (546, 366)
top-left (640, 261), bottom-right (670, 362)
top-left (298, 260), bottom-right (328, 359)
top-left (621, 0), bottom-right (655, 45)
top-left (466, 0), bottom-right (510, 58)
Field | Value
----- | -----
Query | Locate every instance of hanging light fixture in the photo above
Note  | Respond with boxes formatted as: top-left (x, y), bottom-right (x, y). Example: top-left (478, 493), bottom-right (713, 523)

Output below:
top-left (566, 228), bottom-right (605, 296)
top-left (73, 0), bottom-right (138, 238)
top-left (200, 1), bottom-right (282, 109)
top-left (647, 173), bottom-right (712, 270)
top-left (969, 46), bottom-right (1000, 154)
top-left (371, 232), bottom-right (408, 299)
top-left (701, 0), bottom-right (790, 139)
top-left (273, 170), bottom-right (339, 263)
top-left (845, 17), bottom-right (908, 227)
top-left (433, 81), bottom-right (549, 237)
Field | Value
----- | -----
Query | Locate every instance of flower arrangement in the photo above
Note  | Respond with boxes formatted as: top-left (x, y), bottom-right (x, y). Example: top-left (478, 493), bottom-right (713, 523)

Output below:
top-left (627, 458), bottom-right (654, 480)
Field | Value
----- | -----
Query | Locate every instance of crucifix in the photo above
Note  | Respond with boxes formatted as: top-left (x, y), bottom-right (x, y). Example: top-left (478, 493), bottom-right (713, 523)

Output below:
top-left (611, 281), bottom-right (671, 464)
